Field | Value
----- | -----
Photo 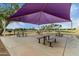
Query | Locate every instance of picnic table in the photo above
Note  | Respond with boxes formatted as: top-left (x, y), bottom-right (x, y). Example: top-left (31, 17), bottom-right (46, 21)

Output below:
top-left (37, 34), bottom-right (57, 47)
top-left (37, 34), bottom-right (50, 44)
top-left (16, 31), bottom-right (27, 37)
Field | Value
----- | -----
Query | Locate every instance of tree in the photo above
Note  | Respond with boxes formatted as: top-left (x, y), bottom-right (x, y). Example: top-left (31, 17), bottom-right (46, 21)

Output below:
top-left (40, 24), bottom-right (62, 32)
top-left (0, 3), bottom-right (21, 35)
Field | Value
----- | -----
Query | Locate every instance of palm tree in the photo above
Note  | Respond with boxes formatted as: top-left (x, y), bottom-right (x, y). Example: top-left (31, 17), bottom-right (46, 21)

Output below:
top-left (0, 3), bottom-right (21, 35)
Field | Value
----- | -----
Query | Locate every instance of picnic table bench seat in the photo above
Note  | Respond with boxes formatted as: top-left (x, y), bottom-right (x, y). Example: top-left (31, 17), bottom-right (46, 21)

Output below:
top-left (46, 37), bottom-right (56, 47)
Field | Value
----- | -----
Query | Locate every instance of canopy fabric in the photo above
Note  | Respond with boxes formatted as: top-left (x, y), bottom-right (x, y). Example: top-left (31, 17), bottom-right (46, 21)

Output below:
top-left (10, 12), bottom-right (71, 25)
top-left (9, 3), bottom-right (71, 25)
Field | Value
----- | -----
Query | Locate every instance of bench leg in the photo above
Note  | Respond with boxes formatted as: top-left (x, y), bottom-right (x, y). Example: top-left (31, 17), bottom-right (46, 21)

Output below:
top-left (54, 39), bottom-right (56, 43)
top-left (43, 39), bottom-right (46, 45)
top-left (49, 42), bottom-right (53, 47)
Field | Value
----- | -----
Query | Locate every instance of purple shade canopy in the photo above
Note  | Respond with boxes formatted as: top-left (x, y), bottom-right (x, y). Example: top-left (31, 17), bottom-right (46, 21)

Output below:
top-left (10, 12), bottom-right (70, 25)
top-left (9, 3), bottom-right (71, 25)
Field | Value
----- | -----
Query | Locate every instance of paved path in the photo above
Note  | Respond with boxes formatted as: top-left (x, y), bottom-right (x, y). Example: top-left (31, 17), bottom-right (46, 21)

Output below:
top-left (64, 35), bottom-right (79, 56)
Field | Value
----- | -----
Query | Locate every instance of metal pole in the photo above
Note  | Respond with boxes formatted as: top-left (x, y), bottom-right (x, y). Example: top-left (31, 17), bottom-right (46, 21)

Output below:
top-left (38, 25), bottom-right (40, 34)
top-left (71, 21), bottom-right (72, 29)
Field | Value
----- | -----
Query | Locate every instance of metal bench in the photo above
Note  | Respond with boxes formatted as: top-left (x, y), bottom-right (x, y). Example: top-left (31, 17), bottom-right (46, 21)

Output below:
top-left (46, 37), bottom-right (56, 47)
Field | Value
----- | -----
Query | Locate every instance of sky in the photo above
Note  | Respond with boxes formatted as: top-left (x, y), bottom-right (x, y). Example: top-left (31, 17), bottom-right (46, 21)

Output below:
top-left (71, 3), bottom-right (79, 28)
top-left (0, 3), bottom-right (79, 29)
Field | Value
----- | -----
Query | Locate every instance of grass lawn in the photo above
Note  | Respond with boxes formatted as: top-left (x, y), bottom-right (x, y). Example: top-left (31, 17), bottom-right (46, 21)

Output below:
top-left (2, 28), bottom-right (79, 36)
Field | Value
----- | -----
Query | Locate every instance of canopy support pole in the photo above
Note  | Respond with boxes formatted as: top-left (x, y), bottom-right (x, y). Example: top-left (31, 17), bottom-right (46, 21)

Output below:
top-left (71, 21), bottom-right (73, 29)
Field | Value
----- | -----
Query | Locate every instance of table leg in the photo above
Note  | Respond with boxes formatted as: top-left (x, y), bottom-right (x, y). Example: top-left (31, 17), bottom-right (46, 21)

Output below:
top-left (43, 37), bottom-right (46, 45)
top-left (38, 39), bottom-right (40, 43)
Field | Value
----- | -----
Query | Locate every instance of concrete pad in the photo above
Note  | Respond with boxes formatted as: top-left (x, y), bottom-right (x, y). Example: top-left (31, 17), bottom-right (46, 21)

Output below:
top-left (1, 35), bottom-right (79, 56)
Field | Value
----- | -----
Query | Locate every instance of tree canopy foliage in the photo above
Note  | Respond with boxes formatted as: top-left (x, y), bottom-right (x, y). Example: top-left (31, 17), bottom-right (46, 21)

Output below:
top-left (0, 3), bottom-right (23, 35)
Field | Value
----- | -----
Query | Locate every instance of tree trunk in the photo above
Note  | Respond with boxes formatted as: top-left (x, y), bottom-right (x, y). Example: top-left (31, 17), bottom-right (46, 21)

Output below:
top-left (0, 29), bottom-right (4, 36)
top-left (0, 20), bottom-right (9, 36)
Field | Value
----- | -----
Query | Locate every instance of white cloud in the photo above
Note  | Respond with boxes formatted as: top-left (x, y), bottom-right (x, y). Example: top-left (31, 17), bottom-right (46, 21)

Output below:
top-left (72, 19), bottom-right (79, 28)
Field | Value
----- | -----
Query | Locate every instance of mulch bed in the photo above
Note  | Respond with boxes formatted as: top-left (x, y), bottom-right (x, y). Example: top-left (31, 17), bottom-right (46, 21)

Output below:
top-left (0, 39), bottom-right (10, 56)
